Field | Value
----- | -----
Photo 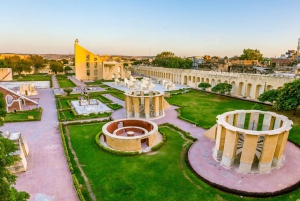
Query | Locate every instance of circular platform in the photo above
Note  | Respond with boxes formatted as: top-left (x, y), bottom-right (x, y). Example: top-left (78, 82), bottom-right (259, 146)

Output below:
top-left (188, 137), bottom-right (300, 196)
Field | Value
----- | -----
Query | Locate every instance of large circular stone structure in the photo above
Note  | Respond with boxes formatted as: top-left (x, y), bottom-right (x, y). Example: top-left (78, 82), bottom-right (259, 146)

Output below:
top-left (102, 119), bottom-right (160, 152)
top-left (124, 90), bottom-right (170, 119)
top-left (206, 110), bottom-right (293, 173)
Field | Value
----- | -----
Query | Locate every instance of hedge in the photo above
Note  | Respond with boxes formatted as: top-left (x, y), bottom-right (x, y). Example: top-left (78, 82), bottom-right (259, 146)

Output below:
top-left (151, 128), bottom-right (167, 151)
top-left (4, 107), bottom-right (43, 122)
top-left (107, 103), bottom-right (123, 110)
top-left (159, 123), bottom-right (197, 142)
top-left (59, 123), bottom-right (86, 201)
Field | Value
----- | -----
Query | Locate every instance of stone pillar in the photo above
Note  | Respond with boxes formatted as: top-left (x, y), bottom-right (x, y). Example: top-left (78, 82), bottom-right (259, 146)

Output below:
top-left (236, 113), bottom-right (245, 128)
top-left (221, 130), bottom-right (238, 167)
top-left (226, 114), bottom-right (234, 125)
top-left (126, 95), bottom-right (132, 118)
top-left (133, 97), bottom-right (139, 118)
top-left (258, 135), bottom-right (279, 172)
top-left (140, 91), bottom-right (144, 105)
top-left (144, 97), bottom-right (150, 119)
top-left (154, 96), bottom-right (159, 117)
top-left (239, 134), bottom-right (259, 173)
top-left (248, 112), bottom-right (259, 130)
top-left (262, 114), bottom-right (272, 131)
top-left (213, 124), bottom-right (226, 160)
top-left (273, 131), bottom-right (289, 167)
top-left (159, 95), bottom-right (163, 115)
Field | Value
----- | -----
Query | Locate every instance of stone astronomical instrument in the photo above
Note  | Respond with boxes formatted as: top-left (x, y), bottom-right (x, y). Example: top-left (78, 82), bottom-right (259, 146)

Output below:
top-left (124, 90), bottom-right (170, 119)
top-left (101, 119), bottom-right (160, 152)
top-left (205, 110), bottom-right (293, 173)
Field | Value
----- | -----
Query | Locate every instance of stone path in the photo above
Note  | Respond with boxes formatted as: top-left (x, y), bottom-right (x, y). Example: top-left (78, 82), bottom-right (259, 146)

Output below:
top-left (68, 76), bottom-right (87, 87)
top-left (52, 75), bottom-right (59, 88)
top-left (1, 89), bottom-right (78, 201)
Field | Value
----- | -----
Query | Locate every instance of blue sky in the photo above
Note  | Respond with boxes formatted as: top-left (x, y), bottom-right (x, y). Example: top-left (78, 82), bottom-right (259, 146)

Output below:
top-left (0, 0), bottom-right (299, 57)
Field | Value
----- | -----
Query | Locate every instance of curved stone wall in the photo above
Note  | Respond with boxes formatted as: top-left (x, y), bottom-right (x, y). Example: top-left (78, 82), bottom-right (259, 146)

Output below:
top-left (134, 66), bottom-right (296, 100)
top-left (124, 90), bottom-right (168, 119)
top-left (211, 110), bottom-right (293, 173)
top-left (102, 119), bottom-right (159, 151)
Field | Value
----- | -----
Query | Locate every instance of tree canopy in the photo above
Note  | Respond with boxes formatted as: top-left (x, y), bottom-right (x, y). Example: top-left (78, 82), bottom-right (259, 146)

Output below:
top-left (257, 89), bottom-right (279, 103)
top-left (64, 66), bottom-right (72, 74)
top-left (29, 55), bottom-right (45, 73)
top-left (0, 93), bottom-right (30, 200)
top-left (258, 79), bottom-right (300, 115)
top-left (3, 56), bottom-right (32, 75)
top-left (274, 79), bottom-right (300, 115)
top-left (50, 61), bottom-right (64, 74)
top-left (152, 52), bottom-right (192, 69)
top-left (240, 48), bottom-right (263, 62)
top-left (198, 83), bottom-right (211, 90)
top-left (212, 83), bottom-right (232, 95)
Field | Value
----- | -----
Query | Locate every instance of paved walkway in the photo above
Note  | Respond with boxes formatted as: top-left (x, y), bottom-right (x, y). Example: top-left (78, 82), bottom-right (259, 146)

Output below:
top-left (68, 76), bottom-right (87, 87)
top-left (52, 75), bottom-right (59, 88)
top-left (188, 138), bottom-right (300, 194)
top-left (1, 89), bottom-right (78, 201)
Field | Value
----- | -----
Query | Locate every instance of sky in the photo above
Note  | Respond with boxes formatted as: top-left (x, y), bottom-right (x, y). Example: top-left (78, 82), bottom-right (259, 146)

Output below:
top-left (0, 0), bottom-right (299, 57)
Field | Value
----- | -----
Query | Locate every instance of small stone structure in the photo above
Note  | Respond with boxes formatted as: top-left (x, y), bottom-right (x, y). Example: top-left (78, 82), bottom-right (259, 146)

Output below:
top-left (2, 131), bottom-right (29, 173)
top-left (0, 85), bottom-right (39, 112)
top-left (124, 90), bottom-right (170, 119)
top-left (101, 119), bottom-right (160, 152)
top-left (19, 82), bottom-right (38, 96)
top-left (204, 110), bottom-right (293, 173)
top-left (71, 96), bottom-right (112, 115)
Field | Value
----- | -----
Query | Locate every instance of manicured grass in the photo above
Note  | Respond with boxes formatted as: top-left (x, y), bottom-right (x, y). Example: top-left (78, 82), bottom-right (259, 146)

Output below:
top-left (56, 76), bottom-right (76, 88)
top-left (67, 124), bottom-right (238, 200)
top-left (167, 89), bottom-right (300, 144)
top-left (13, 74), bottom-right (52, 82)
top-left (57, 98), bottom-right (76, 109)
top-left (58, 110), bottom-right (110, 121)
top-left (107, 103), bottom-right (123, 110)
top-left (4, 108), bottom-right (41, 122)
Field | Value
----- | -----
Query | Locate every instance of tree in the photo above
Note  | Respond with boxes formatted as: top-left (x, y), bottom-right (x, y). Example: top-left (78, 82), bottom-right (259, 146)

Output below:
top-left (50, 61), bottom-right (64, 74)
top-left (212, 83), bottom-right (232, 95)
top-left (258, 89), bottom-right (279, 103)
top-left (0, 93), bottom-right (30, 200)
top-left (274, 79), bottom-right (300, 115)
top-left (240, 48), bottom-right (263, 62)
top-left (3, 56), bottom-right (21, 73)
top-left (29, 55), bottom-right (45, 73)
top-left (0, 59), bottom-right (5, 68)
top-left (14, 59), bottom-right (32, 76)
top-left (63, 88), bottom-right (73, 96)
top-left (198, 83), bottom-right (211, 90)
top-left (64, 66), bottom-right (72, 74)
top-left (61, 59), bottom-right (68, 64)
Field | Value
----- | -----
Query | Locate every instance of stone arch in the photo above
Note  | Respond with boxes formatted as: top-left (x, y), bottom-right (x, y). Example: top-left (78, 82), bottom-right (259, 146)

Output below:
top-left (112, 74), bottom-right (116, 79)
top-left (217, 79), bottom-right (221, 84)
top-left (255, 85), bottom-right (263, 99)
top-left (206, 78), bottom-right (209, 83)
top-left (118, 67), bottom-right (121, 73)
top-left (86, 69), bottom-right (90, 76)
top-left (238, 82), bottom-right (245, 96)
top-left (231, 81), bottom-right (236, 95)
top-left (94, 62), bottom-right (97, 68)
top-left (197, 77), bottom-right (200, 82)
top-left (6, 95), bottom-right (13, 105)
top-left (86, 62), bottom-right (90, 68)
top-left (188, 76), bottom-right (191, 81)
top-left (211, 79), bottom-right (216, 87)
top-left (266, 85), bottom-right (273, 91)
top-left (184, 76), bottom-right (187, 85)
top-left (224, 80), bottom-right (228, 84)
top-left (201, 78), bottom-right (204, 82)
top-left (193, 76), bottom-right (196, 83)
top-left (86, 54), bottom-right (90, 61)
top-left (246, 83), bottom-right (253, 98)
top-left (94, 69), bottom-right (98, 76)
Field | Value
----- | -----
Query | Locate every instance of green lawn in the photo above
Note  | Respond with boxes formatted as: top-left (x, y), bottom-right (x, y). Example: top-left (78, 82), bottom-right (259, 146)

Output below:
top-left (107, 103), bottom-right (123, 110)
top-left (67, 124), bottom-right (237, 200)
top-left (166, 89), bottom-right (300, 145)
top-left (56, 76), bottom-right (76, 88)
top-left (4, 108), bottom-right (41, 122)
top-left (57, 98), bottom-right (76, 109)
top-left (13, 74), bottom-right (52, 82)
